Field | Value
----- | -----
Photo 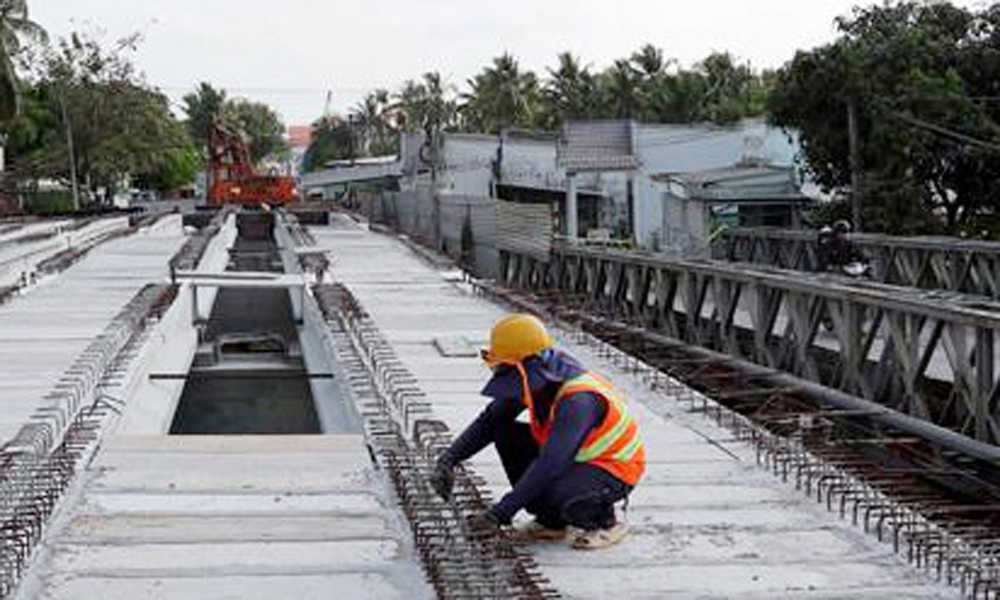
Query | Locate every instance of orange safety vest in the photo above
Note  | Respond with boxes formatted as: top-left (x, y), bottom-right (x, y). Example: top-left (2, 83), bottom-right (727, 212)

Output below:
top-left (522, 370), bottom-right (646, 485)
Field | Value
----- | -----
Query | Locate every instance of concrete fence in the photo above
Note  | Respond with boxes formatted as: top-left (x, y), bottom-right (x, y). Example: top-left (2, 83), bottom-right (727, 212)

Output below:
top-left (353, 187), bottom-right (501, 279)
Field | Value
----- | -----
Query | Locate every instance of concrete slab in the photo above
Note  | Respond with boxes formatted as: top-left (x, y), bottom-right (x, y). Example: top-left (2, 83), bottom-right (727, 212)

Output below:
top-left (36, 573), bottom-right (408, 600)
top-left (0, 217), bottom-right (187, 446)
top-left (19, 434), bottom-right (432, 600)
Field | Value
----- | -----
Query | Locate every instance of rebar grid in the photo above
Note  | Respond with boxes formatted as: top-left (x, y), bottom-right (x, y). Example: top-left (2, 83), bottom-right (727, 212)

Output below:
top-left (473, 281), bottom-right (1000, 600)
top-left (280, 212), bottom-right (318, 248)
top-left (168, 207), bottom-right (234, 278)
top-left (0, 283), bottom-right (178, 597)
top-left (313, 283), bottom-right (559, 600)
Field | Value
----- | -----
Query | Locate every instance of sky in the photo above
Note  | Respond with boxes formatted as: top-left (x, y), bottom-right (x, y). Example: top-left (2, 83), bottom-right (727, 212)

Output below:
top-left (31, 0), bottom-right (987, 128)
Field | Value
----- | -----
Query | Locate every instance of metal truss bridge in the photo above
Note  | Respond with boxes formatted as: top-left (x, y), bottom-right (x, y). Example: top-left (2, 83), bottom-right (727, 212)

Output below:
top-left (499, 239), bottom-right (1000, 450)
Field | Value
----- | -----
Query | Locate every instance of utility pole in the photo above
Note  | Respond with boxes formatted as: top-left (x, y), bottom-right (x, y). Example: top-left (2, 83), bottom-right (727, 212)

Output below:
top-left (847, 97), bottom-right (862, 231)
top-left (59, 92), bottom-right (81, 212)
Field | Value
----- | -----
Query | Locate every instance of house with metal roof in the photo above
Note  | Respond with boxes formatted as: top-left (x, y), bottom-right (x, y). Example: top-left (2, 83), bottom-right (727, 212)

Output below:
top-left (653, 163), bottom-right (811, 254)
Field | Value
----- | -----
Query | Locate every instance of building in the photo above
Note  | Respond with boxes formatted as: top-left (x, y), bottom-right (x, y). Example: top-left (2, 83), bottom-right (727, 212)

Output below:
top-left (302, 118), bottom-right (810, 275)
top-left (434, 118), bottom-right (808, 253)
top-left (654, 163), bottom-right (810, 254)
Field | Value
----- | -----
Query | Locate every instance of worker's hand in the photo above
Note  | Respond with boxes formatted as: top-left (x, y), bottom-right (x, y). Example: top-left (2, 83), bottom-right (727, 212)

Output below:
top-left (429, 457), bottom-right (454, 501)
top-left (467, 510), bottom-right (501, 538)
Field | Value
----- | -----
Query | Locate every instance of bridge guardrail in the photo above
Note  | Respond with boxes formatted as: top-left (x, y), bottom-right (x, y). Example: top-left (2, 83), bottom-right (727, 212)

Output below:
top-left (714, 227), bottom-right (1000, 299)
top-left (500, 243), bottom-right (1000, 445)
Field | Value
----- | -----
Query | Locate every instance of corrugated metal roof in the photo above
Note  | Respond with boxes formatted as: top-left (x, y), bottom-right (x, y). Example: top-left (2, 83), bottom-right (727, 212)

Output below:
top-left (659, 165), bottom-right (791, 186)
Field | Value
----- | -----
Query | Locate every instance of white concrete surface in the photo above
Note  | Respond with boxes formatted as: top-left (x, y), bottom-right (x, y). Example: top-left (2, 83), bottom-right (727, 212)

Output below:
top-left (0, 217), bottom-right (132, 289)
top-left (0, 216), bottom-right (187, 445)
top-left (310, 215), bottom-right (959, 600)
top-left (17, 435), bottom-right (431, 600)
top-left (11, 212), bottom-right (430, 600)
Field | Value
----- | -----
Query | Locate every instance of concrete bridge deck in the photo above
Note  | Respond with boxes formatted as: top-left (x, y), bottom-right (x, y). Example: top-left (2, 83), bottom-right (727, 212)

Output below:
top-left (309, 216), bottom-right (959, 599)
top-left (0, 213), bottom-right (965, 599)
top-left (0, 216), bottom-right (185, 444)
top-left (16, 435), bottom-right (430, 600)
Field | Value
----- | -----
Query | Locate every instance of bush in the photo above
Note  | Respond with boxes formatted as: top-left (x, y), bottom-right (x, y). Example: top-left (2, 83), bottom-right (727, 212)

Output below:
top-left (22, 191), bottom-right (75, 214)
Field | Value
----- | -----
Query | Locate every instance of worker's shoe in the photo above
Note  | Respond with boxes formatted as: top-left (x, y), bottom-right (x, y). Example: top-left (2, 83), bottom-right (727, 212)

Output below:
top-left (511, 519), bottom-right (568, 542)
top-left (570, 522), bottom-right (628, 550)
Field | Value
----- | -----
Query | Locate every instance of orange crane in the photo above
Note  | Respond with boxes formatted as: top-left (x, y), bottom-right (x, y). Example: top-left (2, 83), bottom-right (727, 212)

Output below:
top-left (207, 121), bottom-right (299, 206)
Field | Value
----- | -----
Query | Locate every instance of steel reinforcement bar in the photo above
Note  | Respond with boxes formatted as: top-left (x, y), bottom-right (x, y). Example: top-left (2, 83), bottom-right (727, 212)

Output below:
top-left (499, 244), bottom-right (1000, 446)
top-left (715, 227), bottom-right (1000, 298)
top-left (0, 283), bottom-right (178, 597)
top-left (475, 282), bottom-right (1000, 599)
top-left (572, 323), bottom-right (1000, 599)
top-left (168, 207), bottom-right (233, 281)
top-left (312, 283), bottom-right (558, 600)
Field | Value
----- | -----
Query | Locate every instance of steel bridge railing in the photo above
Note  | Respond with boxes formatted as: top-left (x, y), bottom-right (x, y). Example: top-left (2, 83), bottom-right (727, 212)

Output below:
top-left (500, 243), bottom-right (1000, 445)
top-left (714, 227), bottom-right (1000, 299)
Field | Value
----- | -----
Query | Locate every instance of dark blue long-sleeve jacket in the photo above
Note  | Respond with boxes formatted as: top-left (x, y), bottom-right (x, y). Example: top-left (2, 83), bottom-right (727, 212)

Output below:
top-left (441, 349), bottom-right (607, 524)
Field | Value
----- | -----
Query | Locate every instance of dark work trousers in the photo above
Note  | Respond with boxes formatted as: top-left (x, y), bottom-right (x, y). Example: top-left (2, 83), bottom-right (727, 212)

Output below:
top-left (495, 415), bottom-right (632, 530)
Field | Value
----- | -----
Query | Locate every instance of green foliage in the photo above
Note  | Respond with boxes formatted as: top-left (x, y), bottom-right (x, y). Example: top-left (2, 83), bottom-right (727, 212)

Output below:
top-left (302, 117), bottom-right (353, 172)
top-left (387, 47), bottom-right (774, 137)
top-left (182, 82), bottom-right (226, 154)
top-left (226, 99), bottom-right (287, 164)
top-left (540, 52), bottom-right (598, 128)
top-left (350, 88), bottom-right (396, 157)
top-left (768, 1), bottom-right (1000, 235)
top-left (182, 85), bottom-right (287, 166)
top-left (2, 31), bottom-right (189, 206)
top-left (142, 143), bottom-right (200, 192)
top-left (0, 0), bottom-right (46, 122)
top-left (462, 53), bottom-right (542, 133)
top-left (21, 189), bottom-right (72, 213)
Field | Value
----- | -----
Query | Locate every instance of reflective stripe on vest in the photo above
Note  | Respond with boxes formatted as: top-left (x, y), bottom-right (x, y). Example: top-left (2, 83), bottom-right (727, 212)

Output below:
top-left (529, 371), bottom-right (645, 485)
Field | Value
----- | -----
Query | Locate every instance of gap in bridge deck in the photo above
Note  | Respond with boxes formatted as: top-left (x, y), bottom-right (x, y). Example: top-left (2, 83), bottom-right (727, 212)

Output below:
top-left (171, 212), bottom-right (322, 434)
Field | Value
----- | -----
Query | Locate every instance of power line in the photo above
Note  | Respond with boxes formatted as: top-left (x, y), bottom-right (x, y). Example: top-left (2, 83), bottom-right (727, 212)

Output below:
top-left (891, 112), bottom-right (1000, 153)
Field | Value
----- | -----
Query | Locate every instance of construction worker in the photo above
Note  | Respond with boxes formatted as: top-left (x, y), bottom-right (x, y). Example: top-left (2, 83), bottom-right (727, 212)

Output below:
top-left (430, 313), bottom-right (645, 550)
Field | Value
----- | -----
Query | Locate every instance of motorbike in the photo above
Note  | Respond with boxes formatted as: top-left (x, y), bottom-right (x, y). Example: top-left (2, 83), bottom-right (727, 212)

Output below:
top-left (821, 260), bottom-right (872, 332)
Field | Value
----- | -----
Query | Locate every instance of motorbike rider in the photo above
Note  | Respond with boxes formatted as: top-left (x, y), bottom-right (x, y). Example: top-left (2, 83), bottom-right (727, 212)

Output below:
top-left (817, 220), bottom-right (866, 273)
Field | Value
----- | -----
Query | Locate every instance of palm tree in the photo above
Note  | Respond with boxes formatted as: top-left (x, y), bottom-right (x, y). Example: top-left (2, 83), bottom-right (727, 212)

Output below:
top-left (0, 0), bottom-right (46, 121)
top-left (543, 52), bottom-right (596, 127)
top-left (350, 88), bottom-right (391, 156)
top-left (393, 72), bottom-right (456, 173)
top-left (462, 53), bottom-right (540, 133)
top-left (630, 44), bottom-right (666, 78)
top-left (600, 60), bottom-right (642, 119)
top-left (698, 52), bottom-right (754, 124)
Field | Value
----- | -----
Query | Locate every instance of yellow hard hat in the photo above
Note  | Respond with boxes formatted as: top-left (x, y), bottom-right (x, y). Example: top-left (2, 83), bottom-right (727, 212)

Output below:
top-left (481, 313), bottom-right (554, 367)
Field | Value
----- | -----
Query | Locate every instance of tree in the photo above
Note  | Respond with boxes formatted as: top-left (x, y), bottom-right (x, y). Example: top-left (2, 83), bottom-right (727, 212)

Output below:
top-left (462, 53), bottom-right (541, 133)
top-left (5, 31), bottom-right (188, 204)
top-left (227, 99), bottom-right (287, 164)
top-left (768, 1), bottom-right (1000, 234)
top-left (541, 52), bottom-right (596, 127)
top-left (0, 0), bottom-right (45, 122)
top-left (182, 82), bottom-right (226, 155)
top-left (394, 72), bottom-right (457, 176)
top-left (697, 52), bottom-right (755, 124)
top-left (350, 88), bottom-right (395, 157)
top-left (139, 144), bottom-right (199, 192)
top-left (302, 117), bottom-right (353, 172)
top-left (599, 59), bottom-right (642, 119)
